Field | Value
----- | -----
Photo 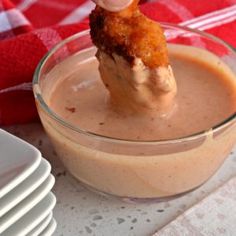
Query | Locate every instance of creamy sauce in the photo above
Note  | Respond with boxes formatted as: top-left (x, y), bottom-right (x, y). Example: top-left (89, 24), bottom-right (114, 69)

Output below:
top-left (39, 45), bottom-right (236, 198)
top-left (49, 46), bottom-right (236, 141)
top-left (97, 51), bottom-right (177, 114)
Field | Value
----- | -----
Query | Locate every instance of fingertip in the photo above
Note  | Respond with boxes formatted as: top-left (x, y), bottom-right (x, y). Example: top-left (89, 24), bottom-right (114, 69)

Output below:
top-left (96, 0), bottom-right (133, 12)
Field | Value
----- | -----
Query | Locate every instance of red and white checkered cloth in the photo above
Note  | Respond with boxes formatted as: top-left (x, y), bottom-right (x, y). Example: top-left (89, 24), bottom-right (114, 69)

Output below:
top-left (0, 0), bottom-right (236, 125)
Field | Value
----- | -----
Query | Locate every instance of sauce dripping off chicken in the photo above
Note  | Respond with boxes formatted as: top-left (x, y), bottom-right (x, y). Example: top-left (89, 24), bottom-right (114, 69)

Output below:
top-left (89, 0), bottom-right (177, 115)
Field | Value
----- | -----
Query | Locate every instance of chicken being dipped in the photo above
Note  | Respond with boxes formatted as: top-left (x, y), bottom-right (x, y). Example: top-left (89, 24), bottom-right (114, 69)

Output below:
top-left (89, 0), bottom-right (177, 115)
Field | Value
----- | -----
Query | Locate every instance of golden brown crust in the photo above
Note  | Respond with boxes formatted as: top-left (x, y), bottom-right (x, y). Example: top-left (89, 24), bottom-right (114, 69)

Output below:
top-left (89, 1), bottom-right (169, 68)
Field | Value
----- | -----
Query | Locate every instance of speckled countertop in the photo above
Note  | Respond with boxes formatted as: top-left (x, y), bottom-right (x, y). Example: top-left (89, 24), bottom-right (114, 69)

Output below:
top-left (4, 123), bottom-right (236, 236)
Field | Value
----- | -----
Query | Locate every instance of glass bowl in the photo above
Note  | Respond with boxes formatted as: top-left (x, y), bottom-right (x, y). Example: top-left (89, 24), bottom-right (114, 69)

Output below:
top-left (33, 23), bottom-right (236, 201)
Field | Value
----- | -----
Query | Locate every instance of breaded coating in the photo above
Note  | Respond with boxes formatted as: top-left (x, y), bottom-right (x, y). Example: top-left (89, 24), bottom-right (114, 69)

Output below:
top-left (89, 1), bottom-right (176, 114)
top-left (89, 0), bottom-right (169, 68)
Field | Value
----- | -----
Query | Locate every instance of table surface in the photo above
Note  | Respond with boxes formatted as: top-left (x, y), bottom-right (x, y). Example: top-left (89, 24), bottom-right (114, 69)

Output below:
top-left (5, 123), bottom-right (236, 236)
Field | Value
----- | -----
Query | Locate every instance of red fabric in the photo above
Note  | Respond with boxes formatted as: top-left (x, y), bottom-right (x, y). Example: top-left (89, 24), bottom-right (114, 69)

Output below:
top-left (0, 0), bottom-right (235, 125)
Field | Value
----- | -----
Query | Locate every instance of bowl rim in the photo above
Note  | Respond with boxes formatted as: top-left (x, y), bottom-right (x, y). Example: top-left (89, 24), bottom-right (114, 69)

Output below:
top-left (33, 23), bottom-right (236, 145)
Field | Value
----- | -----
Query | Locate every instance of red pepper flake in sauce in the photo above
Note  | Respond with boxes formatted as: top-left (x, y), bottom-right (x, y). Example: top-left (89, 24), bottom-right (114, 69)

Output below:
top-left (65, 107), bottom-right (76, 113)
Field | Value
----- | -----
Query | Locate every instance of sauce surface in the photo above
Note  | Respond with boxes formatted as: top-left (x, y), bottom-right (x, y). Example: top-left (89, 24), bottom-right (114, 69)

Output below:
top-left (49, 46), bottom-right (236, 140)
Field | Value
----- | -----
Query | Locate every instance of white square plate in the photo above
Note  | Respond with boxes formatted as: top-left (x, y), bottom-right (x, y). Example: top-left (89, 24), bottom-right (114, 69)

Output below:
top-left (26, 212), bottom-right (53, 236)
top-left (0, 129), bottom-right (41, 198)
top-left (3, 192), bottom-right (56, 236)
top-left (0, 158), bottom-right (51, 217)
top-left (0, 175), bottom-right (55, 234)
top-left (39, 218), bottom-right (57, 236)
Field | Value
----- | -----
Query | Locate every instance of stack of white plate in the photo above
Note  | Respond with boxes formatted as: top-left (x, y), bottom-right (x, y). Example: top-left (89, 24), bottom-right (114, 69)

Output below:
top-left (0, 129), bottom-right (56, 236)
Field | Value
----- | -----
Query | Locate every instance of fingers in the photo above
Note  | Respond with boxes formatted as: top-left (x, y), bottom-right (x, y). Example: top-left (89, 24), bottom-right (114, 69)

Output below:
top-left (92, 0), bottom-right (133, 12)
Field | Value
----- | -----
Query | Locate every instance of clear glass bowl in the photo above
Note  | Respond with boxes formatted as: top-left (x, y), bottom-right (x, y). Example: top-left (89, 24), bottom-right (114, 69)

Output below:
top-left (33, 23), bottom-right (236, 201)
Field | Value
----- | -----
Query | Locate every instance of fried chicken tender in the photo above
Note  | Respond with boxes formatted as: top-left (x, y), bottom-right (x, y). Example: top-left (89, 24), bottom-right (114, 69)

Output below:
top-left (90, 0), bottom-right (168, 68)
top-left (89, 0), bottom-right (177, 114)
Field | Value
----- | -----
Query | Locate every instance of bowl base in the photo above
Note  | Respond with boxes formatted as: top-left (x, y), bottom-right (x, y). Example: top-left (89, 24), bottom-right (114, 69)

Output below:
top-left (65, 171), bottom-right (204, 203)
